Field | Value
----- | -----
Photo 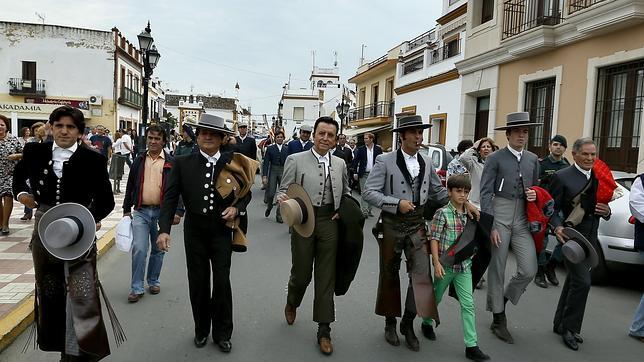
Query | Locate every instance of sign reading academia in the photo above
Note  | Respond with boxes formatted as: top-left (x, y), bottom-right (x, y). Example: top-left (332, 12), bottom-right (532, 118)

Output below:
top-left (0, 101), bottom-right (90, 117)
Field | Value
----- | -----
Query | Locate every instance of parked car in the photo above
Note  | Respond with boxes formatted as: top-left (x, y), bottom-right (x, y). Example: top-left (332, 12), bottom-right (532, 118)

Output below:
top-left (545, 171), bottom-right (644, 283)
top-left (418, 144), bottom-right (453, 186)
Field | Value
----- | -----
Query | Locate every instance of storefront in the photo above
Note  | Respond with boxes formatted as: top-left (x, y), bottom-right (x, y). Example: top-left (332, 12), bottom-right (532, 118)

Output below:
top-left (0, 101), bottom-right (91, 134)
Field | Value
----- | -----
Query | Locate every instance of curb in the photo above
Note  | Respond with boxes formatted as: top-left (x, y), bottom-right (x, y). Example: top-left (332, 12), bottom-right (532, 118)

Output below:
top-left (0, 225), bottom-right (117, 353)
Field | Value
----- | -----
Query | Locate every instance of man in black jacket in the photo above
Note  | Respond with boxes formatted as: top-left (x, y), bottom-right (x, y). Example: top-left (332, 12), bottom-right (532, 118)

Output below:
top-left (13, 105), bottom-right (115, 361)
top-left (262, 130), bottom-right (288, 221)
top-left (332, 133), bottom-right (353, 167)
top-left (156, 114), bottom-right (252, 353)
top-left (234, 124), bottom-right (257, 160)
top-left (549, 137), bottom-right (610, 351)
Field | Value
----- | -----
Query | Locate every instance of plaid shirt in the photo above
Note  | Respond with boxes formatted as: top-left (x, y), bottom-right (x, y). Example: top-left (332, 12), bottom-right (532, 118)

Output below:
top-left (430, 201), bottom-right (471, 272)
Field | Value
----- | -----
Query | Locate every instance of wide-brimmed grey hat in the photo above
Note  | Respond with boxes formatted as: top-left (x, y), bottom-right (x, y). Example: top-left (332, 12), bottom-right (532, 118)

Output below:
top-left (38, 203), bottom-right (96, 260)
top-left (561, 227), bottom-right (599, 268)
top-left (392, 115), bottom-right (432, 132)
top-left (196, 113), bottom-right (234, 135)
top-left (280, 184), bottom-right (315, 238)
top-left (494, 112), bottom-right (542, 130)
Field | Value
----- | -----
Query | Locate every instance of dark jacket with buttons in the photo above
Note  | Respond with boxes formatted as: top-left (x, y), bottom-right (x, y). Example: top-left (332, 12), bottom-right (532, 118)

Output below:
top-left (479, 147), bottom-right (540, 215)
top-left (122, 150), bottom-right (184, 215)
top-left (234, 135), bottom-right (257, 160)
top-left (12, 141), bottom-right (114, 222)
top-left (352, 144), bottom-right (383, 178)
top-left (262, 143), bottom-right (289, 176)
top-left (362, 149), bottom-right (448, 215)
top-left (158, 151), bottom-right (251, 234)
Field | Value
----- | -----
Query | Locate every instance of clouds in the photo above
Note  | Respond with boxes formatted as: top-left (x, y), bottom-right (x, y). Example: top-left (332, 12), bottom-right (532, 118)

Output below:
top-left (2, 0), bottom-right (440, 114)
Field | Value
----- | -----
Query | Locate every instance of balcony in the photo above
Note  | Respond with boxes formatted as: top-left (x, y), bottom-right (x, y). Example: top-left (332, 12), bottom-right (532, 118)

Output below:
top-left (429, 39), bottom-right (462, 65)
top-left (8, 78), bottom-right (46, 96)
top-left (568, 0), bottom-right (607, 14)
top-left (348, 101), bottom-right (394, 124)
top-left (407, 30), bottom-right (435, 52)
top-left (119, 87), bottom-right (143, 109)
top-left (502, 0), bottom-right (564, 39)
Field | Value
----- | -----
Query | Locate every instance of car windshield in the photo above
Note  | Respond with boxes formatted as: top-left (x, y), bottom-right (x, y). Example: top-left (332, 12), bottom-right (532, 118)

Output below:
top-left (616, 178), bottom-right (633, 191)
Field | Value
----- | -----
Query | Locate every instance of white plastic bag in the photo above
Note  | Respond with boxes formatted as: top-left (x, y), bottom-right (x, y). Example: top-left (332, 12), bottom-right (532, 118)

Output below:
top-left (115, 216), bottom-right (133, 252)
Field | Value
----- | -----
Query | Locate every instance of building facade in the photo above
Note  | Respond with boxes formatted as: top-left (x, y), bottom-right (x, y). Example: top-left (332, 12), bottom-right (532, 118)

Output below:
top-left (113, 27), bottom-right (143, 132)
top-left (165, 93), bottom-right (238, 130)
top-left (0, 22), bottom-right (115, 132)
top-left (458, 0), bottom-right (644, 172)
top-left (395, 0), bottom-right (467, 152)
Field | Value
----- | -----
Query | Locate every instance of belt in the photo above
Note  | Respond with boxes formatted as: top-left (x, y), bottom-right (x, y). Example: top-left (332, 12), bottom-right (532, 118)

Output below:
top-left (140, 204), bottom-right (160, 208)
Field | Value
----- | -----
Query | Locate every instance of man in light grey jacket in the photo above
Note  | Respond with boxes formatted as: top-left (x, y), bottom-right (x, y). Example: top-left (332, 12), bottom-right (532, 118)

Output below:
top-left (479, 112), bottom-right (540, 344)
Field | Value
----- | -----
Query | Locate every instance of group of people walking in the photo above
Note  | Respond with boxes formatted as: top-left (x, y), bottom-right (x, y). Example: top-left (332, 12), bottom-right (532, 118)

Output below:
top-left (3, 103), bottom-right (643, 361)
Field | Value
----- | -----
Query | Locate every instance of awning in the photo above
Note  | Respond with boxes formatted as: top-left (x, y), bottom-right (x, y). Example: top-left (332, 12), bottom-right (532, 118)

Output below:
top-left (342, 124), bottom-right (391, 137)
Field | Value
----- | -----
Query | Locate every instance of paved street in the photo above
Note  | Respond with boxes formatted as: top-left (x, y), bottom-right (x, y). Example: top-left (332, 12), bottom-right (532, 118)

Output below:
top-left (2, 182), bottom-right (643, 362)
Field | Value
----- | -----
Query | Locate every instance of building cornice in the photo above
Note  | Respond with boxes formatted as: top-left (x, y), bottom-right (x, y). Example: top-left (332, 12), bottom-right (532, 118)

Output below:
top-left (348, 59), bottom-right (397, 84)
top-left (281, 94), bottom-right (319, 100)
top-left (394, 69), bottom-right (460, 95)
top-left (437, 4), bottom-right (468, 25)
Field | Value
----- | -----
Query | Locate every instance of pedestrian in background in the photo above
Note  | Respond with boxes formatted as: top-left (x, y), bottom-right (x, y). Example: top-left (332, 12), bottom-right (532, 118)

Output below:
top-left (109, 131), bottom-right (126, 194)
top-left (447, 139), bottom-right (473, 178)
top-left (123, 125), bottom-right (183, 303)
top-left (534, 135), bottom-right (570, 289)
top-left (628, 170), bottom-right (644, 343)
top-left (235, 124), bottom-right (257, 160)
top-left (0, 115), bottom-right (23, 234)
top-left (262, 130), bottom-right (288, 222)
top-left (19, 126), bottom-right (35, 220)
top-left (352, 132), bottom-right (382, 217)
top-left (459, 138), bottom-right (498, 207)
top-left (332, 133), bottom-right (353, 167)
top-left (90, 125), bottom-right (112, 160)
top-left (287, 125), bottom-right (313, 154)
top-left (120, 128), bottom-right (134, 168)
top-left (175, 123), bottom-right (197, 156)
top-left (28, 122), bottom-right (44, 143)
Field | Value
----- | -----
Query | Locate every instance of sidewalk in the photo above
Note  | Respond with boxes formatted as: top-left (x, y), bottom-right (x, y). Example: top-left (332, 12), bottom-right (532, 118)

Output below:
top-left (0, 172), bottom-right (128, 351)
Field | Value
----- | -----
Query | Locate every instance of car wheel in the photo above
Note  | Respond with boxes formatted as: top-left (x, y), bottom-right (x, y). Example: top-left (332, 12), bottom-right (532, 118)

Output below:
top-left (590, 239), bottom-right (609, 285)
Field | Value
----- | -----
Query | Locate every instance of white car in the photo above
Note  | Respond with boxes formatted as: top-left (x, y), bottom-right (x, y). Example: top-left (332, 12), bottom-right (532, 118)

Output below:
top-left (546, 171), bottom-right (644, 283)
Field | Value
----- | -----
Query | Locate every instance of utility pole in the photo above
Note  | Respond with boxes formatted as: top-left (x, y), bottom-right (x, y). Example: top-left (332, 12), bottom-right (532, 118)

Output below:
top-left (360, 44), bottom-right (367, 66)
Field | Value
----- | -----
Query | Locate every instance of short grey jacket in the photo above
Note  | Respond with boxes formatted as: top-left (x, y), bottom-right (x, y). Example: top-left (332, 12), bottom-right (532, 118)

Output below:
top-left (479, 147), bottom-right (540, 214)
top-left (278, 149), bottom-right (350, 210)
top-left (362, 149), bottom-right (448, 215)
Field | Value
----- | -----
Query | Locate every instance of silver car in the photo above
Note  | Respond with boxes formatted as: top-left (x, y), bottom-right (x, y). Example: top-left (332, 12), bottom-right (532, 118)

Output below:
top-left (546, 171), bottom-right (644, 283)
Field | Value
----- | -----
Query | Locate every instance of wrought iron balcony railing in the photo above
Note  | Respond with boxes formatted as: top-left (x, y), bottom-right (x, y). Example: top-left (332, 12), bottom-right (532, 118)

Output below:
top-left (348, 101), bottom-right (394, 122)
top-left (502, 0), bottom-right (564, 39)
top-left (8, 78), bottom-right (46, 96)
top-left (407, 30), bottom-right (435, 52)
top-left (568, 0), bottom-right (607, 14)
top-left (429, 39), bottom-right (462, 65)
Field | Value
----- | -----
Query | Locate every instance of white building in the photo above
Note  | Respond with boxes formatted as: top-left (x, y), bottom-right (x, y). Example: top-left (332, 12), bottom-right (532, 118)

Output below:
top-left (394, 0), bottom-right (467, 152)
top-left (0, 22), bottom-right (115, 131)
top-left (165, 92), bottom-right (239, 130)
top-left (278, 66), bottom-right (350, 139)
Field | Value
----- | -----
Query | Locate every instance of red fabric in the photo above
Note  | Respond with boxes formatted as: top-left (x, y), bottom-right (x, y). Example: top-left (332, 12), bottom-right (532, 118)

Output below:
top-left (593, 158), bottom-right (617, 204)
top-left (526, 186), bottom-right (555, 254)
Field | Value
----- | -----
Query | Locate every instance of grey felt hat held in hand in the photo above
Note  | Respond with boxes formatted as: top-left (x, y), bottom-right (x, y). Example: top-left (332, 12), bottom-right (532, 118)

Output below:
top-left (37, 203), bottom-right (97, 260)
top-left (280, 184), bottom-right (315, 238)
top-left (561, 227), bottom-right (599, 268)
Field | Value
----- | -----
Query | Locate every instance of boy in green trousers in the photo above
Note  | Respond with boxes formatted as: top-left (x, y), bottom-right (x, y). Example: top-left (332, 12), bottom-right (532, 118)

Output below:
top-left (427, 174), bottom-right (490, 361)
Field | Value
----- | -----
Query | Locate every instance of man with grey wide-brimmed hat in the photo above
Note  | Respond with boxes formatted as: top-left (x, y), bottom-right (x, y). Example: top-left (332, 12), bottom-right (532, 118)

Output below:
top-left (156, 113), bottom-right (258, 353)
top-left (549, 137), bottom-right (610, 351)
top-left (479, 111), bottom-right (541, 344)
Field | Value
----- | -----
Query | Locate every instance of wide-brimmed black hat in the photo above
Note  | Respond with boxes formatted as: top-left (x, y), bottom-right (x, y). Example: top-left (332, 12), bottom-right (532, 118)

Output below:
top-left (38, 203), bottom-right (96, 260)
top-left (392, 115), bottom-right (432, 132)
top-left (562, 227), bottom-right (599, 268)
top-left (196, 114), bottom-right (234, 135)
top-left (494, 112), bottom-right (542, 130)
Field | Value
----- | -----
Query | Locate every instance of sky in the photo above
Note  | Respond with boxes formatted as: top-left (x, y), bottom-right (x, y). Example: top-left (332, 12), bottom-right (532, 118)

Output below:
top-left (1, 0), bottom-right (442, 116)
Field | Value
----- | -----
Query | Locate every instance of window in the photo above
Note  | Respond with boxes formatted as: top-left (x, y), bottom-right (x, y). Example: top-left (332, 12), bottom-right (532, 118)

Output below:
top-left (481, 0), bottom-right (494, 24)
top-left (475, 95), bottom-right (490, 140)
top-left (593, 60), bottom-right (644, 172)
top-left (446, 38), bottom-right (460, 58)
top-left (524, 78), bottom-right (556, 157)
top-left (317, 80), bottom-right (324, 87)
top-left (403, 56), bottom-right (424, 75)
top-left (21, 61), bottom-right (36, 89)
top-left (293, 107), bottom-right (304, 122)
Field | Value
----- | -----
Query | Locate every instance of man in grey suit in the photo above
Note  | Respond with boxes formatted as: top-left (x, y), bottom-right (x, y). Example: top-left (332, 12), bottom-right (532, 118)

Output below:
top-left (278, 116), bottom-right (351, 356)
top-left (479, 112), bottom-right (541, 344)
top-left (363, 115), bottom-right (478, 351)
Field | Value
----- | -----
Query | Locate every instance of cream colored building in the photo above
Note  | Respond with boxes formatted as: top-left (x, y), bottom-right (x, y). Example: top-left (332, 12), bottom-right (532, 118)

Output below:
top-left (458, 0), bottom-right (644, 172)
top-left (347, 45), bottom-right (405, 151)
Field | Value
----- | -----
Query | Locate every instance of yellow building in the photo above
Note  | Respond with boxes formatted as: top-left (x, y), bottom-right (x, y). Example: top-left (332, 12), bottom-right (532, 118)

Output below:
top-left (458, 0), bottom-right (644, 172)
top-left (347, 44), bottom-right (405, 150)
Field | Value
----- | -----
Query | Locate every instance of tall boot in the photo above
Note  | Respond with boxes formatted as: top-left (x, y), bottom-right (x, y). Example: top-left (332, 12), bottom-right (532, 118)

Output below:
top-left (384, 317), bottom-right (400, 346)
top-left (545, 260), bottom-right (559, 286)
top-left (113, 180), bottom-right (118, 194)
top-left (400, 310), bottom-right (419, 351)
top-left (534, 265), bottom-right (548, 288)
top-left (490, 311), bottom-right (514, 344)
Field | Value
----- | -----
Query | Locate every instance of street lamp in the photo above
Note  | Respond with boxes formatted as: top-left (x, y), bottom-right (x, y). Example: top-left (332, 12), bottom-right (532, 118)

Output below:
top-left (137, 21), bottom-right (161, 153)
top-left (336, 95), bottom-right (350, 135)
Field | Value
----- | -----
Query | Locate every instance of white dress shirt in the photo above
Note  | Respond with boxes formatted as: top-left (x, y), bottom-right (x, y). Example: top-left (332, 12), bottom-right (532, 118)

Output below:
top-left (402, 149), bottom-right (420, 178)
top-left (630, 177), bottom-right (644, 223)
top-left (573, 163), bottom-right (591, 180)
top-left (366, 145), bottom-right (374, 172)
top-left (508, 146), bottom-right (523, 162)
top-left (200, 150), bottom-right (220, 165)
top-left (276, 143), bottom-right (283, 152)
top-left (52, 141), bottom-right (78, 178)
top-left (311, 148), bottom-right (330, 177)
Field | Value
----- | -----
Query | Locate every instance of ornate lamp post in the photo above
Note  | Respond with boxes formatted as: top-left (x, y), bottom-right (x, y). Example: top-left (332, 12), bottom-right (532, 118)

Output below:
top-left (137, 21), bottom-right (161, 152)
top-left (336, 93), bottom-right (350, 135)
